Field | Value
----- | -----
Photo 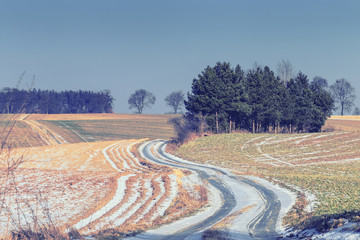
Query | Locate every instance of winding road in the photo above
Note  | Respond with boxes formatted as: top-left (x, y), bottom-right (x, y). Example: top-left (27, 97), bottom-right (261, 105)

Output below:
top-left (131, 140), bottom-right (288, 240)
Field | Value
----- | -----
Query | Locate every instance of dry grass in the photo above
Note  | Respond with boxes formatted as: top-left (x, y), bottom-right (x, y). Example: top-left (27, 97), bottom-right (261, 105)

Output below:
top-left (324, 116), bottom-right (360, 132)
top-left (18, 113), bottom-right (180, 121)
top-left (0, 137), bottom-right (209, 237)
top-left (0, 140), bottom-right (122, 237)
top-left (0, 114), bottom-right (177, 148)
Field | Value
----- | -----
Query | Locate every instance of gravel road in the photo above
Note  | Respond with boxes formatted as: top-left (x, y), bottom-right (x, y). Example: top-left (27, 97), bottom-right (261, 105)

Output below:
top-left (127, 140), bottom-right (292, 240)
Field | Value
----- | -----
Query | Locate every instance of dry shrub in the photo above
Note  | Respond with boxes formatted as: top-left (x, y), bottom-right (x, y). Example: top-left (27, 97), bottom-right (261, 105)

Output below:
top-left (282, 192), bottom-right (311, 228)
top-left (168, 113), bottom-right (209, 145)
top-left (322, 125), bottom-right (336, 132)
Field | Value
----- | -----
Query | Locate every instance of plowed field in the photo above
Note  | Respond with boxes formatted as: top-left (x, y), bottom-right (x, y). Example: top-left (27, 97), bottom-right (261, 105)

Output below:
top-left (0, 114), bottom-right (177, 148)
top-left (0, 114), bottom-right (206, 237)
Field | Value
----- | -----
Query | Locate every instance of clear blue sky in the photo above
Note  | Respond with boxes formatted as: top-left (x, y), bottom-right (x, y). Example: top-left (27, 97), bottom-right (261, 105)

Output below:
top-left (1, 0), bottom-right (359, 114)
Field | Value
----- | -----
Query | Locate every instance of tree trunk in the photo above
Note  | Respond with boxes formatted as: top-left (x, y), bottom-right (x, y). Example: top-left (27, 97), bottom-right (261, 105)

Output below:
top-left (229, 117), bottom-right (232, 133)
top-left (341, 103), bottom-right (344, 116)
top-left (252, 119), bottom-right (255, 133)
top-left (216, 111), bottom-right (219, 134)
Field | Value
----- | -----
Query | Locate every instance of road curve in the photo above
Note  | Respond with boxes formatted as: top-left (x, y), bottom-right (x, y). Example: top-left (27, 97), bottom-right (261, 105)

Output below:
top-left (134, 140), bottom-right (283, 240)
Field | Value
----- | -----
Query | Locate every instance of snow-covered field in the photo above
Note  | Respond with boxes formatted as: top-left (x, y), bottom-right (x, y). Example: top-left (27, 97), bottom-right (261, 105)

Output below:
top-left (0, 139), bottom-right (207, 236)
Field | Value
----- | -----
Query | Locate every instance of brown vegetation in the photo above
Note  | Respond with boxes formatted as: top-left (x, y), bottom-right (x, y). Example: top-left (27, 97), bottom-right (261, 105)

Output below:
top-left (324, 116), bottom-right (360, 132)
top-left (0, 113), bottom-right (177, 148)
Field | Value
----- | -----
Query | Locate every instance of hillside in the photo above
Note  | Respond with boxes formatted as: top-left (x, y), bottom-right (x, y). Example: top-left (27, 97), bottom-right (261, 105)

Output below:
top-left (175, 120), bottom-right (360, 234)
top-left (0, 114), bottom-right (206, 238)
top-left (0, 113), bottom-right (178, 148)
top-left (324, 115), bottom-right (360, 132)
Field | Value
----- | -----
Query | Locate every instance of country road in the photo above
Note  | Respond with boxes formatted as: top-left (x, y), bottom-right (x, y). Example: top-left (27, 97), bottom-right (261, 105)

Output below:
top-left (127, 140), bottom-right (295, 240)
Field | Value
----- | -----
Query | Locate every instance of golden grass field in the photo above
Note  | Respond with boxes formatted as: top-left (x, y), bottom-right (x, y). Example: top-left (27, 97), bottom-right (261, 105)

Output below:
top-left (324, 115), bottom-right (360, 132)
top-left (0, 113), bottom-right (178, 148)
top-left (175, 116), bottom-right (360, 227)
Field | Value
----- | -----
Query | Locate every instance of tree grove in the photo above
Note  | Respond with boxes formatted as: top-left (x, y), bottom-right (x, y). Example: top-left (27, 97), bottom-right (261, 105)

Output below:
top-left (185, 62), bottom-right (334, 133)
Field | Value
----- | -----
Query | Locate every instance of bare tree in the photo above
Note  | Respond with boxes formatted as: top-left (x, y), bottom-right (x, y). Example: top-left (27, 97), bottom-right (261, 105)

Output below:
top-left (277, 59), bottom-right (293, 87)
top-left (165, 91), bottom-right (184, 114)
top-left (128, 89), bottom-right (156, 114)
top-left (330, 78), bottom-right (356, 115)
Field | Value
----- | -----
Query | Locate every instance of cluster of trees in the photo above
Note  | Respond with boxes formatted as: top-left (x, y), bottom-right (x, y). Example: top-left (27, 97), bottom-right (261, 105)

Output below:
top-left (0, 88), bottom-right (113, 114)
top-left (128, 89), bottom-right (185, 114)
top-left (184, 62), bottom-right (335, 134)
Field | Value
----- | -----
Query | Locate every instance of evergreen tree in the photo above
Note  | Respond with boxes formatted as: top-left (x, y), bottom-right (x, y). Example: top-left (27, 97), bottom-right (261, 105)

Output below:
top-left (185, 62), bottom-right (248, 133)
top-left (309, 78), bottom-right (334, 132)
top-left (184, 62), bottom-right (334, 134)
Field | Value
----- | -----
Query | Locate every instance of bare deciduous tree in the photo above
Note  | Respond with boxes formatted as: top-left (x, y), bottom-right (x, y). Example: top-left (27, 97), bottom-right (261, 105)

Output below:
top-left (128, 89), bottom-right (156, 114)
top-left (165, 91), bottom-right (184, 114)
top-left (330, 78), bottom-right (356, 115)
top-left (277, 59), bottom-right (293, 87)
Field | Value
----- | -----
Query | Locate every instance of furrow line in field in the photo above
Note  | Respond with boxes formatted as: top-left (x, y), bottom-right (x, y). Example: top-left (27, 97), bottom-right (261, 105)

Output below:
top-left (109, 143), bottom-right (127, 170)
top-left (112, 178), bottom-right (148, 227)
top-left (102, 142), bottom-right (123, 172)
top-left (73, 141), bottom-right (139, 231)
top-left (151, 174), bottom-right (178, 222)
top-left (26, 120), bottom-right (65, 145)
top-left (257, 138), bottom-right (294, 166)
top-left (149, 176), bottom-right (168, 222)
top-left (92, 177), bottom-right (142, 231)
top-left (121, 143), bottom-right (144, 171)
top-left (73, 174), bottom-right (133, 230)
top-left (116, 144), bottom-right (132, 170)
top-left (127, 143), bottom-right (144, 169)
top-left (115, 142), bottom-right (144, 173)
top-left (135, 175), bottom-right (163, 223)
top-left (58, 121), bottom-right (89, 142)
top-left (125, 178), bottom-right (154, 224)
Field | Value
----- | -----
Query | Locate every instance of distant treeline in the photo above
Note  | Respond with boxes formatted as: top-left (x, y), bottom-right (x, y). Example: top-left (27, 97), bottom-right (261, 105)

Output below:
top-left (0, 88), bottom-right (113, 114)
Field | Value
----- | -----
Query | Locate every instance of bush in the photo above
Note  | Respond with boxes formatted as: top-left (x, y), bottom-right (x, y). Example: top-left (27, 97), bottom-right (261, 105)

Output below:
top-left (168, 113), bottom-right (209, 145)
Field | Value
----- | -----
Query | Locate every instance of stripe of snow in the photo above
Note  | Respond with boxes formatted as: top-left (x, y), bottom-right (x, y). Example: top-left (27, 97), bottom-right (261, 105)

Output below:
top-left (133, 180), bottom-right (154, 223)
top-left (144, 176), bottom-right (166, 222)
top-left (125, 179), bottom-right (223, 240)
top-left (112, 143), bottom-right (130, 169)
top-left (122, 144), bottom-right (140, 170)
top-left (117, 145), bottom-right (131, 169)
top-left (96, 179), bottom-right (141, 229)
top-left (113, 179), bottom-right (154, 227)
top-left (72, 174), bottom-right (133, 230)
top-left (102, 142), bottom-right (123, 172)
top-left (127, 142), bottom-right (146, 170)
top-left (150, 174), bottom-right (178, 221)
